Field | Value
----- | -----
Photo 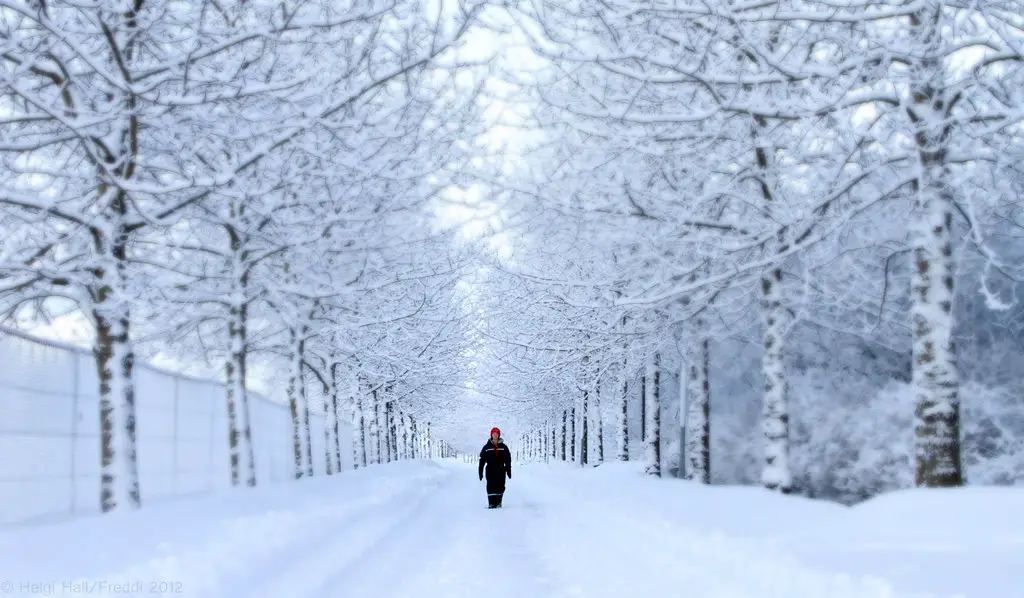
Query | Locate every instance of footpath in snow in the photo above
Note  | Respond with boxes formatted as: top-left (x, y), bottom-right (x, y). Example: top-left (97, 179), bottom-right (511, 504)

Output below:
top-left (1, 459), bottom-right (1021, 598)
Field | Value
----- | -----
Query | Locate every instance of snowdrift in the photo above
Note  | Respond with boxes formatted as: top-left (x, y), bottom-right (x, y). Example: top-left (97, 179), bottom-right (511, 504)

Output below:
top-left (552, 461), bottom-right (1024, 597)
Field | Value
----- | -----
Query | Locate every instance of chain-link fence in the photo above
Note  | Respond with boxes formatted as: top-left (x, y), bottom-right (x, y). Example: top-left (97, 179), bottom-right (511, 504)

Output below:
top-left (0, 327), bottom-right (349, 526)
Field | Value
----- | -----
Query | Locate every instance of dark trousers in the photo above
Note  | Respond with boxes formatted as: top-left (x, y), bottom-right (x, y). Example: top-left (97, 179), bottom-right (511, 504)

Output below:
top-left (486, 475), bottom-right (505, 507)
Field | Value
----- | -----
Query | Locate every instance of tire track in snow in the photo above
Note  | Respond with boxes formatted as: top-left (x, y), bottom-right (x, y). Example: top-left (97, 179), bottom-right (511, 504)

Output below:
top-left (337, 464), bottom-right (563, 598)
top-left (91, 464), bottom-right (452, 598)
top-left (305, 472), bottom-right (473, 598)
top-left (239, 465), bottom-right (456, 598)
top-left (253, 461), bottom-right (565, 598)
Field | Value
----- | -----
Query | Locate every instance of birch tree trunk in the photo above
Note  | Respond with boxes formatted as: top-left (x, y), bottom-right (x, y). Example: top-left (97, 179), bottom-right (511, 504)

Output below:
top-left (407, 417), bottom-right (415, 460)
top-left (426, 422), bottom-right (433, 459)
top-left (359, 395), bottom-right (367, 467)
top-left (617, 316), bottom-right (630, 461)
top-left (684, 339), bottom-right (711, 484)
top-left (617, 363), bottom-right (629, 461)
top-left (334, 386), bottom-right (345, 472)
top-left (388, 397), bottom-right (398, 463)
top-left (329, 365), bottom-right (344, 472)
top-left (301, 361), bottom-right (313, 478)
top-left (640, 373), bottom-right (647, 444)
top-left (382, 398), bottom-right (389, 462)
top-left (401, 410), bottom-right (409, 460)
top-left (561, 410), bottom-right (568, 461)
top-left (287, 329), bottom-right (306, 479)
top-left (645, 352), bottom-right (661, 477)
top-left (372, 393), bottom-right (380, 466)
top-left (224, 218), bottom-right (257, 488)
top-left (372, 388), bottom-right (381, 464)
top-left (315, 367), bottom-right (334, 476)
top-left (323, 386), bottom-right (334, 475)
top-left (760, 264), bottom-right (792, 492)
top-left (551, 425), bottom-right (556, 460)
top-left (352, 393), bottom-right (363, 469)
top-left (93, 291), bottom-right (140, 512)
top-left (581, 390), bottom-right (589, 466)
top-left (92, 1), bottom-right (143, 514)
top-left (224, 292), bottom-right (250, 486)
top-left (570, 405), bottom-right (577, 462)
top-left (397, 410), bottom-right (404, 460)
top-left (907, 5), bottom-right (963, 488)
top-left (751, 95), bottom-right (794, 492)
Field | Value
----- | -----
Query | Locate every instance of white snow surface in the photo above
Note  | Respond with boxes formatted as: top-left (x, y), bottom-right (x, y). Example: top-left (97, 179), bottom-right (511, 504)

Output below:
top-left (1, 459), bottom-right (1020, 598)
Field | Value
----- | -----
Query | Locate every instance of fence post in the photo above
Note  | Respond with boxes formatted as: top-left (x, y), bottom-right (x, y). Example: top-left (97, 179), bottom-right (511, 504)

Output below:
top-left (209, 383), bottom-right (216, 491)
top-left (69, 351), bottom-right (80, 515)
top-left (172, 377), bottom-right (179, 495)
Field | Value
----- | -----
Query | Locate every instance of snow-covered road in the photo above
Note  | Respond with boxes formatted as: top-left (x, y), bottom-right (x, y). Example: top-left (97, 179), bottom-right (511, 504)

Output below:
top-left (3, 459), bottom-right (1021, 598)
top-left (186, 461), bottom-right (901, 598)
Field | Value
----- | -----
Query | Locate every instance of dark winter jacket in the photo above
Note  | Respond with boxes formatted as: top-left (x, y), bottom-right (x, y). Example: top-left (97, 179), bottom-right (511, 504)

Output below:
top-left (479, 439), bottom-right (512, 481)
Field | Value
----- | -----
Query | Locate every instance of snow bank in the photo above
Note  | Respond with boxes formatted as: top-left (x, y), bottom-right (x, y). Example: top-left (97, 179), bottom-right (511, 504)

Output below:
top-left (554, 461), bottom-right (846, 537)
top-left (0, 461), bottom-right (451, 597)
top-left (549, 461), bottom-right (1024, 597)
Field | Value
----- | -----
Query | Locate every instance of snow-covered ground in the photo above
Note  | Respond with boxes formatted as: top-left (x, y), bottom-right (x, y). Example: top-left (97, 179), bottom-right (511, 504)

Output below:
top-left (1, 459), bottom-right (1020, 598)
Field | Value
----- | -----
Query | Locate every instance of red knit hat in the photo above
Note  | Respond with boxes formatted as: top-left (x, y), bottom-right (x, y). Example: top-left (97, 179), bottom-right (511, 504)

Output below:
top-left (490, 427), bottom-right (501, 436)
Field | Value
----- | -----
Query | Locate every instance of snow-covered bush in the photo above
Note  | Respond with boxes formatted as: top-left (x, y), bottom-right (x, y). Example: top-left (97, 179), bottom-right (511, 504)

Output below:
top-left (789, 379), bottom-right (1024, 504)
top-left (709, 331), bottom-right (1024, 505)
top-left (961, 382), bottom-right (1024, 486)
top-left (790, 380), bottom-right (914, 503)
top-left (710, 415), bottom-right (760, 486)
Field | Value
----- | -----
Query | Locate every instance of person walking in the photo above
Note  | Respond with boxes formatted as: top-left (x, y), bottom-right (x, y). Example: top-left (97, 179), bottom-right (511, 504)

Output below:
top-left (478, 427), bottom-right (511, 508)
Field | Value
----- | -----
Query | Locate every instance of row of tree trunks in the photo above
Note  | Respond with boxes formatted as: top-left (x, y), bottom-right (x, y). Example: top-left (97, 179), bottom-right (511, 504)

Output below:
top-left (521, 349), bottom-right (708, 480)
top-left (345, 380), bottom-right (438, 466)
